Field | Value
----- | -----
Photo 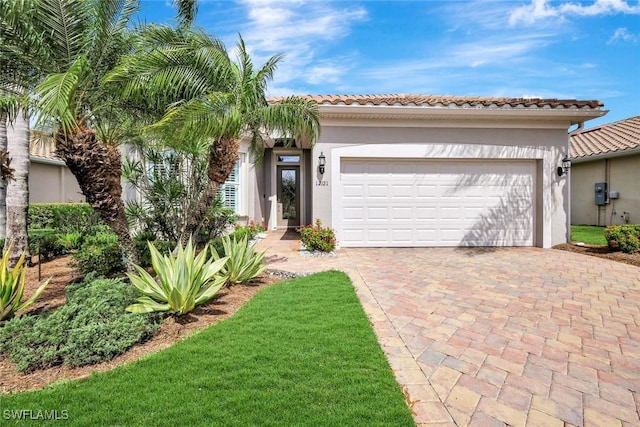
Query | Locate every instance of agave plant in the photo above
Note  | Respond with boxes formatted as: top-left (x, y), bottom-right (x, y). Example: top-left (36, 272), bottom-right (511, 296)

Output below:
top-left (211, 234), bottom-right (267, 285)
top-left (1, 245), bottom-right (49, 321)
top-left (126, 238), bottom-right (227, 315)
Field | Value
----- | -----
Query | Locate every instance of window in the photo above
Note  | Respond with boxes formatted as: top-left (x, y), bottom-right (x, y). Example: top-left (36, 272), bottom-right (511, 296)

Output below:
top-left (219, 154), bottom-right (244, 213)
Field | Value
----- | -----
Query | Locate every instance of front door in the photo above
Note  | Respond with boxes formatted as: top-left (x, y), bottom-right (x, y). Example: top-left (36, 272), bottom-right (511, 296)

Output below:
top-left (277, 165), bottom-right (300, 228)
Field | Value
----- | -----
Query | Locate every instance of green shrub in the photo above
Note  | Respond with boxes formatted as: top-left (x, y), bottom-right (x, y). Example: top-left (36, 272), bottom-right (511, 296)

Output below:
top-left (604, 225), bottom-right (640, 254)
top-left (234, 220), bottom-right (266, 240)
top-left (72, 232), bottom-right (125, 276)
top-left (0, 274), bottom-right (161, 372)
top-left (57, 231), bottom-right (84, 251)
top-left (126, 239), bottom-right (227, 315)
top-left (298, 219), bottom-right (336, 252)
top-left (0, 245), bottom-right (49, 322)
top-left (199, 197), bottom-right (239, 241)
top-left (133, 232), bottom-right (175, 268)
top-left (29, 229), bottom-right (67, 260)
top-left (211, 234), bottom-right (266, 285)
top-left (28, 203), bottom-right (105, 234)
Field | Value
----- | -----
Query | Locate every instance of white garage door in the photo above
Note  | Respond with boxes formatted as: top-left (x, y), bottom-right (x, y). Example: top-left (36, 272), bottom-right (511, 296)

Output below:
top-left (339, 159), bottom-right (535, 247)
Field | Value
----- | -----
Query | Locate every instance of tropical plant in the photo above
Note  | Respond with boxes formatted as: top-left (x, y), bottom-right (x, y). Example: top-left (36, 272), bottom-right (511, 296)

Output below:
top-left (0, 0), bottom-right (143, 267)
top-left (109, 27), bottom-right (320, 245)
top-left (0, 245), bottom-right (49, 321)
top-left (0, 1), bottom-right (40, 266)
top-left (126, 238), bottom-right (228, 315)
top-left (122, 138), bottom-right (215, 242)
top-left (211, 234), bottom-right (266, 285)
top-left (298, 219), bottom-right (336, 252)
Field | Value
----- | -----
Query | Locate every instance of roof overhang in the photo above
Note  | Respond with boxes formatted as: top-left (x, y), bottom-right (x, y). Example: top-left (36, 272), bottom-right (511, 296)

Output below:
top-left (30, 155), bottom-right (65, 166)
top-left (318, 104), bottom-right (607, 127)
top-left (571, 146), bottom-right (640, 163)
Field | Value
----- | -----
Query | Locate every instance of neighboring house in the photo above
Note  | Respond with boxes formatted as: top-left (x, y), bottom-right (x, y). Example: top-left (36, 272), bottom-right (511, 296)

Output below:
top-left (29, 138), bottom-right (84, 203)
top-left (569, 115), bottom-right (640, 226)
top-left (239, 94), bottom-right (604, 248)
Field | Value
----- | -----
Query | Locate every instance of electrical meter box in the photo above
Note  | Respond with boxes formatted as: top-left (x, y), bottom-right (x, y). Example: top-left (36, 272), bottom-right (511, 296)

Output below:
top-left (595, 182), bottom-right (607, 206)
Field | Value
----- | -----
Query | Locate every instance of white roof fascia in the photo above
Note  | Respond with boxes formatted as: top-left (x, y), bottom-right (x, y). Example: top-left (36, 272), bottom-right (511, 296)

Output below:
top-left (30, 155), bottom-right (65, 166)
top-left (318, 104), bottom-right (607, 125)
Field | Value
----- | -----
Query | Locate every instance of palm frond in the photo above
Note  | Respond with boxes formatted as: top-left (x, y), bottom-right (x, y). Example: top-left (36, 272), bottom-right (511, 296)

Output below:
top-left (33, 56), bottom-right (89, 132)
top-left (37, 0), bottom-right (91, 66)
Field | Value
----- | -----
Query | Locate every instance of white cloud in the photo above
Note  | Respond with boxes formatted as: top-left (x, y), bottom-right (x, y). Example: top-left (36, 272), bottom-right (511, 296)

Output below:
top-left (229, 0), bottom-right (367, 89)
top-left (608, 27), bottom-right (639, 43)
top-left (509, 0), bottom-right (640, 26)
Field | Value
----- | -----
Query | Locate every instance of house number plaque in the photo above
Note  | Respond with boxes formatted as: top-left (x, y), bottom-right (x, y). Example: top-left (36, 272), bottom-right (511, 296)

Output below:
top-left (315, 180), bottom-right (329, 186)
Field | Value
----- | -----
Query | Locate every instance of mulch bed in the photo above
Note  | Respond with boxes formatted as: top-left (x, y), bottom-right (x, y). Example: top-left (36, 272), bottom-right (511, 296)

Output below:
top-left (1, 256), bottom-right (281, 394)
top-left (553, 243), bottom-right (640, 267)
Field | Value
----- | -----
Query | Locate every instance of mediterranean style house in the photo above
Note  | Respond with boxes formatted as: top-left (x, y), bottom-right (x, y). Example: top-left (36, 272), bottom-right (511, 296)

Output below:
top-left (570, 115), bottom-right (639, 226)
top-left (29, 94), bottom-right (606, 248)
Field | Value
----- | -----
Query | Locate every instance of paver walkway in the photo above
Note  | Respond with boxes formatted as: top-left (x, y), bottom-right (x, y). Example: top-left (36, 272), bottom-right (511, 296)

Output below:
top-left (255, 231), bottom-right (640, 426)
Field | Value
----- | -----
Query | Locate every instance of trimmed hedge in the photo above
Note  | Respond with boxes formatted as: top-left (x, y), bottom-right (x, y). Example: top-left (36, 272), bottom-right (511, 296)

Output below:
top-left (28, 203), bottom-right (105, 234)
top-left (604, 225), bottom-right (640, 254)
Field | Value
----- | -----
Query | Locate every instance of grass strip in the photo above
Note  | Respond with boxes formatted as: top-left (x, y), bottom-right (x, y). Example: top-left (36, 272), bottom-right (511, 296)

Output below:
top-left (1, 271), bottom-right (415, 426)
top-left (571, 225), bottom-right (607, 245)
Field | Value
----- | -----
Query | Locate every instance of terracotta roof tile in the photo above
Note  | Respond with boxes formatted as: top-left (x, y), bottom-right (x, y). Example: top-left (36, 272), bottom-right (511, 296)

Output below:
top-left (570, 116), bottom-right (640, 158)
top-left (270, 94), bottom-right (603, 109)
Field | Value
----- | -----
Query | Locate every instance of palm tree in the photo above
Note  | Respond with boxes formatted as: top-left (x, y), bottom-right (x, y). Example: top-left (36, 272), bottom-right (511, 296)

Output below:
top-left (1, 0), bottom-right (143, 266)
top-left (109, 29), bottom-right (320, 244)
top-left (0, 0), bottom-right (41, 264)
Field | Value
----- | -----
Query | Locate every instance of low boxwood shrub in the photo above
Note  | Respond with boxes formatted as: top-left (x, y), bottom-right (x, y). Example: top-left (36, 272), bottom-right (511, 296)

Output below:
top-left (298, 219), bottom-right (336, 252)
top-left (604, 224), bottom-right (640, 254)
top-left (71, 232), bottom-right (125, 276)
top-left (0, 274), bottom-right (162, 372)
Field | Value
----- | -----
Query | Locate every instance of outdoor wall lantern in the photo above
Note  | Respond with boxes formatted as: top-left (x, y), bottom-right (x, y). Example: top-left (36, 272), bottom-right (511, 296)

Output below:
top-left (557, 155), bottom-right (572, 177)
top-left (318, 152), bottom-right (326, 175)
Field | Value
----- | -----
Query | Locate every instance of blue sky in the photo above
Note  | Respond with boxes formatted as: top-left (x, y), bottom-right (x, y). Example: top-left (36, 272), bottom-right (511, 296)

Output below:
top-left (138, 0), bottom-right (640, 129)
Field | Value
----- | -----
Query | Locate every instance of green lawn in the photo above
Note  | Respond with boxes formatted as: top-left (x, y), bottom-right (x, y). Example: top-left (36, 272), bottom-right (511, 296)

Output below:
top-left (1, 271), bottom-right (414, 426)
top-left (571, 225), bottom-right (607, 245)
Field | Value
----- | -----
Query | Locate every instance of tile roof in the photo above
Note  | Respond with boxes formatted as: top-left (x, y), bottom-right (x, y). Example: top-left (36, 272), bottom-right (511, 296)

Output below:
top-left (29, 138), bottom-right (60, 161)
top-left (570, 115), bottom-right (640, 159)
top-left (270, 94), bottom-right (603, 109)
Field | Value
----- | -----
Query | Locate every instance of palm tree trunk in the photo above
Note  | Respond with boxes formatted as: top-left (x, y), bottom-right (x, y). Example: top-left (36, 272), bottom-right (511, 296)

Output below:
top-left (0, 112), bottom-right (8, 242)
top-left (179, 137), bottom-right (239, 246)
top-left (55, 125), bottom-right (138, 268)
top-left (3, 108), bottom-right (30, 266)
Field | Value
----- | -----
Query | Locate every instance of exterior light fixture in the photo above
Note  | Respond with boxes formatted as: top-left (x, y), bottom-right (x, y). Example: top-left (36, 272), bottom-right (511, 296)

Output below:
top-left (318, 152), bottom-right (326, 174)
top-left (557, 155), bottom-right (571, 177)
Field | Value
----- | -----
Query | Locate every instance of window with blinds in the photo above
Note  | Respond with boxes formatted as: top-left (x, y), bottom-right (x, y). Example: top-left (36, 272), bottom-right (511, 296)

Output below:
top-left (219, 161), bottom-right (240, 212)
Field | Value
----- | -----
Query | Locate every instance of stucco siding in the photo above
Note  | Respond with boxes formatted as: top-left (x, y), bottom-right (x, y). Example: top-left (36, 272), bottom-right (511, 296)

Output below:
top-left (29, 161), bottom-right (84, 203)
top-left (571, 154), bottom-right (640, 226)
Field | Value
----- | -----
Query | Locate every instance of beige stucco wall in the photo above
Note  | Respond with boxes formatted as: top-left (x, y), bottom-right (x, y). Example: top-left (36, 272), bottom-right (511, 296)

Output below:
top-left (29, 160), bottom-right (84, 203)
top-left (307, 124), bottom-right (571, 248)
top-left (571, 153), bottom-right (640, 226)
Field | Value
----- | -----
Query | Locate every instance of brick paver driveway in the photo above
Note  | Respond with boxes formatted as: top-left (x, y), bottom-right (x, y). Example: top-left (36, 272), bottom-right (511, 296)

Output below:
top-left (256, 234), bottom-right (640, 426)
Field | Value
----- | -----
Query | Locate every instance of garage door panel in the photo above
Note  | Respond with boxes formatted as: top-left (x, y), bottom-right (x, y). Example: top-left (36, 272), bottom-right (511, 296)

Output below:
top-left (391, 207), bottom-right (412, 220)
top-left (343, 184), bottom-right (364, 198)
top-left (339, 159), bottom-right (534, 247)
top-left (368, 207), bottom-right (388, 219)
top-left (367, 185), bottom-right (388, 198)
